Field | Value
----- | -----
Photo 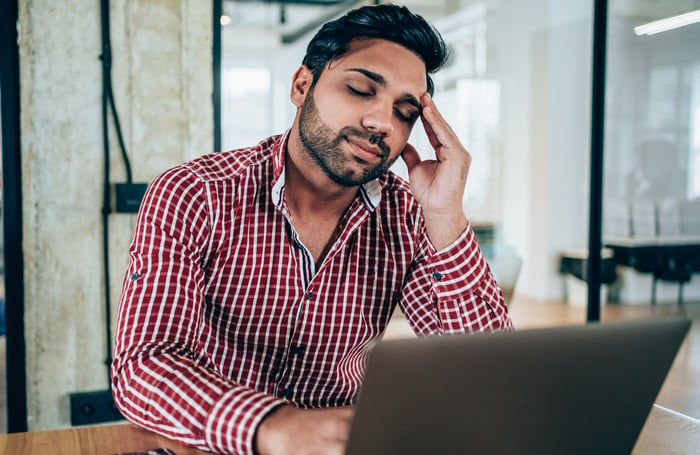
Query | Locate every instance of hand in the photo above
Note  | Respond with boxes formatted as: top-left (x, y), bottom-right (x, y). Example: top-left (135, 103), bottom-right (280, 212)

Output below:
top-left (255, 405), bottom-right (354, 455)
top-left (401, 93), bottom-right (470, 250)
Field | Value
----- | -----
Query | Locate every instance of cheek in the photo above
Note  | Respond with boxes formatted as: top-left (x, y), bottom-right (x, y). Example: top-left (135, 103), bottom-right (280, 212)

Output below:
top-left (394, 121), bottom-right (413, 139)
top-left (312, 91), bottom-right (357, 128)
top-left (391, 125), bottom-right (412, 146)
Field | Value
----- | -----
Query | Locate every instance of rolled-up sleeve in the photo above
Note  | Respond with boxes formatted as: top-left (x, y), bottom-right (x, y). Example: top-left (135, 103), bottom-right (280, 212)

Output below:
top-left (400, 222), bottom-right (513, 335)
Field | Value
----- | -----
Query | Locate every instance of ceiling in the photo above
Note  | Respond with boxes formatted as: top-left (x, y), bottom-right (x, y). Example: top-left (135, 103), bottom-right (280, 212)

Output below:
top-left (221, 0), bottom-right (700, 45)
top-left (221, 0), bottom-right (459, 44)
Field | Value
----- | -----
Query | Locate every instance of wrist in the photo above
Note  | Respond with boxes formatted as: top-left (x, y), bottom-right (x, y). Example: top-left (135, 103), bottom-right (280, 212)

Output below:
top-left (255, 404), bottom-right (295, 455)
top-left (423, 211), bottom-right (468, 251)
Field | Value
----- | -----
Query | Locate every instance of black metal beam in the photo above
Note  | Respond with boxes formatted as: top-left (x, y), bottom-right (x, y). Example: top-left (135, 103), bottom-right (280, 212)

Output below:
top-left (587, 0), bottom-right (608, 323)
top-left (225, 0), bottom-right (349, 5)
top-left (0, 0), bottom-right (28, 433)
top-left (281, 0), bottom-right (361, 43)
top-left (214, 0), bottom-right (222, 152)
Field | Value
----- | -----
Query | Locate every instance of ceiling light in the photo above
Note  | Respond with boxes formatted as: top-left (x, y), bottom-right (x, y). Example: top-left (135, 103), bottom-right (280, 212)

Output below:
top-left (634, 9), bottom-right (700, 35)
top-left (220, 13), bottom-right (232, 26)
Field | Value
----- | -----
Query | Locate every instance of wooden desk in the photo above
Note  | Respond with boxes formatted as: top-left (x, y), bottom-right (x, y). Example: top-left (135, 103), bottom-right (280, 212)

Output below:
top-left (0, 404), bottom-right (697, 454)
top-left (0, 422), bottom-right (207, 455)
top-left (633, 405), bottom-right (700, 454)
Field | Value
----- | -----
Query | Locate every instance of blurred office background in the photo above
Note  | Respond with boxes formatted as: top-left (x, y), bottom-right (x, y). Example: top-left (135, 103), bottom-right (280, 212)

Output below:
top-left (1, 0), bottom-right (699, 434)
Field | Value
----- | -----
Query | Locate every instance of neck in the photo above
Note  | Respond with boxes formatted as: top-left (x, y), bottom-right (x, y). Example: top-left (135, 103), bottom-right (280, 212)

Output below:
top-left (283, 132), bottom-right (361, 266)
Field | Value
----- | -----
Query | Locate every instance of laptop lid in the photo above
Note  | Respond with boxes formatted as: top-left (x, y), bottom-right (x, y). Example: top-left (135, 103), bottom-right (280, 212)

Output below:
top-left (345, 317), bottom-right (691, 455)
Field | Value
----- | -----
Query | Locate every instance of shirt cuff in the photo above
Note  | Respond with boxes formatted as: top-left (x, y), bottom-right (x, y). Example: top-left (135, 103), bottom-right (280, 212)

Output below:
top-left (204, 387), bottom-right (288, 455)
top-left (428, 224), bottom-right (488, 299)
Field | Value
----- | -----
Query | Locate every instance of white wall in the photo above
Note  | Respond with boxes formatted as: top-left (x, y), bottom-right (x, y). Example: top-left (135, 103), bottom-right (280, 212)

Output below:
top-left (492, 0), bottom-right (593, 300)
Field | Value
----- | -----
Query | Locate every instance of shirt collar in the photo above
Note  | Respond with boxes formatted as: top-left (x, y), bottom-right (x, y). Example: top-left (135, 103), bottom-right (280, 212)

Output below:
top-left (271, 129), bottom-right (289, 183)
top-left (271, 129), bottom-right (383, 211)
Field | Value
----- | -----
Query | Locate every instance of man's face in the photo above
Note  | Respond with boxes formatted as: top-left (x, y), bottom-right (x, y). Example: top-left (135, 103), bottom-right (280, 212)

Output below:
top-left (294, 39), bottom-right (427, 187)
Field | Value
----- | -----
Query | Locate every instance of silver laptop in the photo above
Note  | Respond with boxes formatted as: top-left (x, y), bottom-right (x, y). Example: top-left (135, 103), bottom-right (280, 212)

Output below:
top-left (345, 317), bottom-right (691, 455)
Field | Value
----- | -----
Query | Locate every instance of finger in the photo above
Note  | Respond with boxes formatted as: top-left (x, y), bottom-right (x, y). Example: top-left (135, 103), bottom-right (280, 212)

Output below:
top-left (421, 94), bottom-right (458, 152)
top-left (420, 106), bottom-right (441, 151)
top-left (421, 109), bottom-right (448, 162)
top-left (421, 94), bottom-right (471, 167)
top-left (400, 143), bottom-right (422, 172)
top-left (422, 93), bottom-right (453, 134)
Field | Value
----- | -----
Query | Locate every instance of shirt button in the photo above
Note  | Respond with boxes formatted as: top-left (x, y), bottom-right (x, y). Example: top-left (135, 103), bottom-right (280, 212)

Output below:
top-left (280, 388), bottom-right (292, 399)
top-left (307, 292), bottom-right (313, 300)
top-left (291, 345), bottom-right (304, 355)
top-left (432, 272), bottom-right (443, 281)
top-left (130, 273), bottom-right (140, 281)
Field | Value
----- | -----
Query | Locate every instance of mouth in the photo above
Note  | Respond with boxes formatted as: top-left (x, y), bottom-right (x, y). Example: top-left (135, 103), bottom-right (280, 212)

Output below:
top-left (346, 138), bottom-right (382, 162)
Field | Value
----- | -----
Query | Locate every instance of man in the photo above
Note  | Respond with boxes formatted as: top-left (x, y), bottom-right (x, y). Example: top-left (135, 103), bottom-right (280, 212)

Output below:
top-left (111, 4), bottom-right (512, 455)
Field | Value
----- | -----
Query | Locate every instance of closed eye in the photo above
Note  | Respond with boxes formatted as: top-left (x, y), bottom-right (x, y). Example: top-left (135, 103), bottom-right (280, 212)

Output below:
top-left (394, 109), bottom-right (411, 122)
top-left (347, 85), bottom-right (372, 97)
top-left (348, 84), bottom-right (418, 124)
top-left (395, 108), bottom-right (419, 124)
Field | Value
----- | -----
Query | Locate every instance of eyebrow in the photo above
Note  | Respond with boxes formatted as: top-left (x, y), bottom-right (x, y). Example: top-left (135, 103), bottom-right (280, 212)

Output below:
top-left (347, 67), bottom-right (423, 113)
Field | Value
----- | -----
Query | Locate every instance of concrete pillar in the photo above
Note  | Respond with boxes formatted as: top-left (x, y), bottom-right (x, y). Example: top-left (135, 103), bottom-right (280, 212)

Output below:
top-left (18, 0), bottom-right (212, 430)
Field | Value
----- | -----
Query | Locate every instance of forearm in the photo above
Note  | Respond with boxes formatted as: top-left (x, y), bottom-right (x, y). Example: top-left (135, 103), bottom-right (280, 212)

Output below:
top-left (111, 344), bottom-right (286, 454)
top-left (400, 222), bottom-right (513, 334)
top-left (111, 346), bottom-right (225, 450)
top-left (113, 254), bottom-right (286, 455)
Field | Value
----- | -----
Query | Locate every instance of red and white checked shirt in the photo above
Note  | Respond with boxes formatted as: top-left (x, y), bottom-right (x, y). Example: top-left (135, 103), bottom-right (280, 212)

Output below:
top-left (111, 131), bottom-right (512, 455)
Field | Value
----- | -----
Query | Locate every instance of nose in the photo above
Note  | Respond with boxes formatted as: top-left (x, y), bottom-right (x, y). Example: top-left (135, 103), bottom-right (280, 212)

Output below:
top-left (361, 101), bottom-right (394, 136)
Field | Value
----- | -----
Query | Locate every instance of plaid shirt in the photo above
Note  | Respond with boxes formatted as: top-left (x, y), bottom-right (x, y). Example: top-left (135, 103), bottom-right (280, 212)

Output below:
top-left (111, 131), bottom-right (512, 455)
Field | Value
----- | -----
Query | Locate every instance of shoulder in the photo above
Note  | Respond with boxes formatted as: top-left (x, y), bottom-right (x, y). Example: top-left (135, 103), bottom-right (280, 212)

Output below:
top-left (143, 135), bottom-right (280, 207)
top-left (179, 135), bottom-right (280, 183)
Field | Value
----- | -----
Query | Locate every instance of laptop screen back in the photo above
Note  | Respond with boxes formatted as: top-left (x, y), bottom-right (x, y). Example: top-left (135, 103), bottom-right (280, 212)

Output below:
top-left (345, 317), bottom-right (690, 455)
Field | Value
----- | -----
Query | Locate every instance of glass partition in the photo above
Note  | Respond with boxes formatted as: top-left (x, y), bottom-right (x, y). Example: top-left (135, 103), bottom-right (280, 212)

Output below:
top-left (604, 1), bottom-right (700, 305)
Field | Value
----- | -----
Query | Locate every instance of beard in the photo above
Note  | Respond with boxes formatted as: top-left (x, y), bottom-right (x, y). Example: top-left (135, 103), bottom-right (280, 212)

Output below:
top-left (298, 88), bottom-right (399, 187)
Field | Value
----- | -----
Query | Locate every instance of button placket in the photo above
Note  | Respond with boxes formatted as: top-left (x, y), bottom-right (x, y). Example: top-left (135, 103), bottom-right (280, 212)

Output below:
top-left (273, 289), bottom-right (313, 399)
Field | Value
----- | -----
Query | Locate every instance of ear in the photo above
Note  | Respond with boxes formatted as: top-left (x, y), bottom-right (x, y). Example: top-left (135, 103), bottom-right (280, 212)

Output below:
top-left (290, 65), bottom-right (313, 108)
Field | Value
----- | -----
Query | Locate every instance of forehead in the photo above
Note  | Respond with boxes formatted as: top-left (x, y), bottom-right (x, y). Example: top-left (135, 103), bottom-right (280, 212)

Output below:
top-left (324, 38), bottom-right (427, 94)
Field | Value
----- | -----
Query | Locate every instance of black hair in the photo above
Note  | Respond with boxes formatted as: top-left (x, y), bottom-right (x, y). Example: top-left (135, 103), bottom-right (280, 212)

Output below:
top-left (301, 3), bottom-right (449, 95)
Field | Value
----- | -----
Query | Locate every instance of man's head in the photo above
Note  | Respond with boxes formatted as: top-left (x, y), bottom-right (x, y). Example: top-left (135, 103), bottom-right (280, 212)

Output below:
top-left (289, 4), bottom-right (449, 187)
top-left (302, 4), bottom-right (449, 95)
